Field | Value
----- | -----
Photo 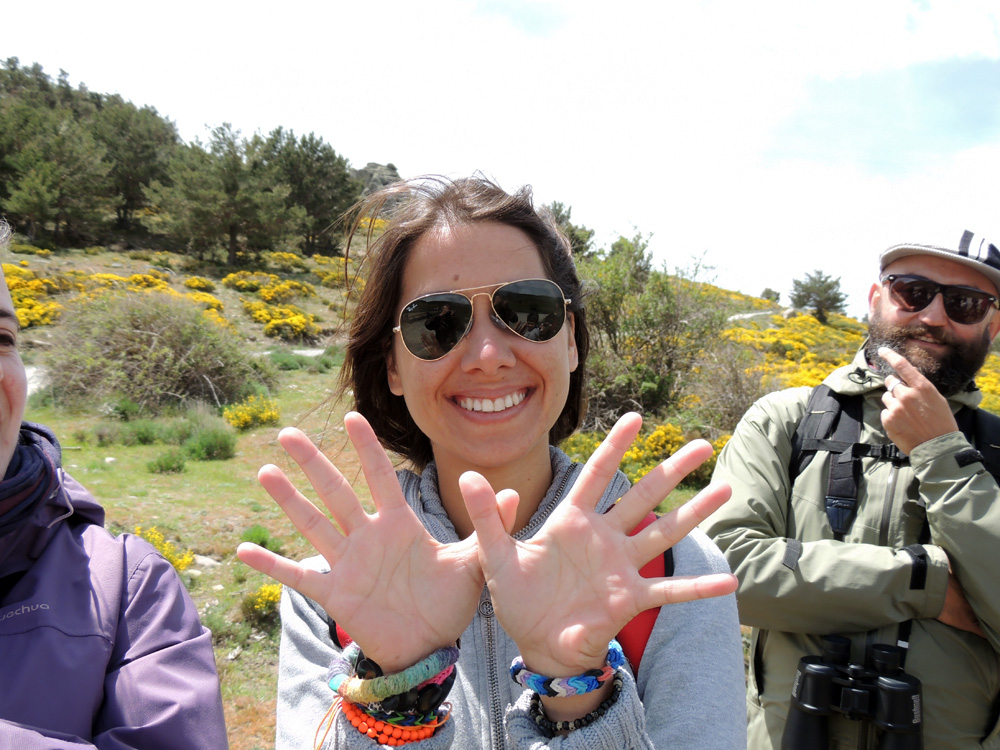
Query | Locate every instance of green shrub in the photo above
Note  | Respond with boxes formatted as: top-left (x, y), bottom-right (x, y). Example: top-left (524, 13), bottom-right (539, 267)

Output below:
top-left (241, 524), bottom-right (283, 554)
top-left (268, 348), bottom-right (310, 371)
top-left (45, 291), bottom-right (277, 414)
top-left (184, 425), bottom-right (237, 460)
top-left (105, 397), bottom-right (142, 422)
top-left (120, 419), bottom-right (160, 446)
top-left (147, 450), bottom-right (186, 474)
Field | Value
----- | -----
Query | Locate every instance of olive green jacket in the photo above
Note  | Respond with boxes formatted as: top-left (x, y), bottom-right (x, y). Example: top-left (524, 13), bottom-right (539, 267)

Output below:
top-left (703, 348), bottom-right (1000, 749)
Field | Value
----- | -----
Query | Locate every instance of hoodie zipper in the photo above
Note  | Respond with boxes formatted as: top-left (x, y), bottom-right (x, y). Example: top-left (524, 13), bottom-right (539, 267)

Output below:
top-left (483, 463), bottom-right (578, 748)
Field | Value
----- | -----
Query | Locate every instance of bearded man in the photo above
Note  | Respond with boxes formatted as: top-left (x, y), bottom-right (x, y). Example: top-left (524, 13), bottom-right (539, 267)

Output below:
top-left (703, 231), bottom-right (1000, 750)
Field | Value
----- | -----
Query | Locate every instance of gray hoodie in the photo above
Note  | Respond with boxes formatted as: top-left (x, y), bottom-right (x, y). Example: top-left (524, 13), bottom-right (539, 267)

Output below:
top-left (276, 446), bottom-right (745, 749)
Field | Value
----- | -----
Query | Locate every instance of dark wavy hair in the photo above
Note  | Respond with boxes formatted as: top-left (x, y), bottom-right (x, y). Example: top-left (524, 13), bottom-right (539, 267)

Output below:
top-left (338, 175), bottom-right (589, 469)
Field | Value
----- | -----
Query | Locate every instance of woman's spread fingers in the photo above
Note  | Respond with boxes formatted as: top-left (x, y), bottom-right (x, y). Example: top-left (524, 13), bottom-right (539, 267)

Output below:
top-left (570, 412), bottom-right (643, 510)
top-left (236, 542), bottom-right (328, 603)
top-left (638, 572), bottom-right (739, 609)
top-left (609, 439), bottom-right (715, 534)
top-left (458, 471), bottom-right (511, 554)
top-left (276, 425), bottom-right (369, 535)
top-left (258, 462), bottom-right (347, 559)
top-left (626, 480), bottom-right (732, 568)
top-left (343, 412), bottom-right (409, 514)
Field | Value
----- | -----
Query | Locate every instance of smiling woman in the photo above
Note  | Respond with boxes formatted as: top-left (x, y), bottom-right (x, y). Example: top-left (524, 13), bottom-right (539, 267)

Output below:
top-left (236, 176), bottom-right (747, 749)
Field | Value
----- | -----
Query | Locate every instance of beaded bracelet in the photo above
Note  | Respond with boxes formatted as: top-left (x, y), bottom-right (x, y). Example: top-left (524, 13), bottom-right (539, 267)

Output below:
top-left (529, 673), bottom-right (624, 734)
top-left (510, 640), bottom-right (626, 697)
top-left (341, 699), bottom-right (449, 746)
top-left (327, 642), bottom-right (460, 705)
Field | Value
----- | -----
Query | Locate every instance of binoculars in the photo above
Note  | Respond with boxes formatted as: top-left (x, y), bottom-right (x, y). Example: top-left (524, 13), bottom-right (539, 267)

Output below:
top-left (781, 635), bottom-right (922, 750)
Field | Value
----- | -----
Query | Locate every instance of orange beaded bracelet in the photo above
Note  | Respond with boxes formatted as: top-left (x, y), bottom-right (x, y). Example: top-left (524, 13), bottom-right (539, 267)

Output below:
top-left (341, 699), bottom-right (448, 746)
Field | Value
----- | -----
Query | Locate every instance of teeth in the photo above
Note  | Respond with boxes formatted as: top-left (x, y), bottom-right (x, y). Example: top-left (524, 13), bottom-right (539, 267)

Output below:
top-left (459, 390), bottom-right (525, 413)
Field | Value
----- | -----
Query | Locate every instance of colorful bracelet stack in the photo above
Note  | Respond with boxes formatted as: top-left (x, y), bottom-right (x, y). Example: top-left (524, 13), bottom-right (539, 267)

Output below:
top-left (528, 673), bottom-right (624, 734)
top-left (510, 639), bottom-right (626, 697)
top-left (325, 642), bottom-right (459, 744)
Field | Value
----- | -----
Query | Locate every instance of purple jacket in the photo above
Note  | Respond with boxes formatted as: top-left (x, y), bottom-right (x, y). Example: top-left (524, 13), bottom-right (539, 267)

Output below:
top-left (0, 468), bottom-right (228, 748)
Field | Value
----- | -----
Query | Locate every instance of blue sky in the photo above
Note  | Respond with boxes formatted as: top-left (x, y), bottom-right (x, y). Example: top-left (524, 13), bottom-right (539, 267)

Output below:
top-left (4, 0), bottom-right (1000, 318)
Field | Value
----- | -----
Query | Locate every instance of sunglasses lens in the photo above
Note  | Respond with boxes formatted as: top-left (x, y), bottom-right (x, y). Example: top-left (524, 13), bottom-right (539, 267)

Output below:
top-left (943, 290), bottom-right (993, 325)
top-left (890, 278), bottom-right (936, 312)
top-left (889, 276), bottom-right (994, 324)
top-left (398, 294), bottom-right (472, 360)
top-left (493, 280), bottom-right (566, 342)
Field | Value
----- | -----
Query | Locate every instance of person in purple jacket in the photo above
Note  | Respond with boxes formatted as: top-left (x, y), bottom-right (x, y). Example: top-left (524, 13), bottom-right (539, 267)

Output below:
top-left (0, 222), bottom-right (228, 749)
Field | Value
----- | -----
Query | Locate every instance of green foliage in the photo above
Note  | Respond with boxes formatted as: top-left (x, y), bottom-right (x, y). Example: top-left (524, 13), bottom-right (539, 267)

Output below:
top-left (45, 290), bottom-right (276, 414)
top-left (119, 419), bottom-right (160, 446)
top-left (91, 96), bottom-right (179, 230)
top-left (262, 127), bottom-right (362, 255)
top-left (183, 426), bottom-right (238, 460)
top-left (268, 347), bottom-right (339, 372)
top-left (546, 201), bottom-right (595, 258)
top-left (144, 124), bottom-right (306, 265)
top-left (241, 524), bottom-right (283, 554)
top-left (790, 270), bottom-right (848, 324)
top-left (147, 450), bottom-right (187, 474)
top-left (579, 236), bottom-right (734, 429)
top-left (760, 287), bottom-right (780, 304)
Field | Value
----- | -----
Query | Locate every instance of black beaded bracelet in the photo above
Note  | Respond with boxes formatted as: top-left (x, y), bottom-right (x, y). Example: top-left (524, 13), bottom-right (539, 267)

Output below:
top-left (528, 673), bottom-right (624, 734)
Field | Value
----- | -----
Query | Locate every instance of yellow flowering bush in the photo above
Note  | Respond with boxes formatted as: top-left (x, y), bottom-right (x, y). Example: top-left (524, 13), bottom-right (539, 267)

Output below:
top-left (264, 313), bottom-right (321, 341)
top-left (259, 280), bottom-right (316, 304)
top-left (265, 251), bottom-right (309, 272)
top-left (223, 395), bottom-right (280, 430)
top-left (184, 291), bottom-right (223, 311)
top-left (977, 354), bottom-right (1000, 414)
top-left (134, 526), bottom-right (194, 571)
top-left (723, 312), bottom-right (865, 390)
top-left (563, 425), bottom-right (730, 486)
top-left (202, 308), bottom-right (235, 330)
top-left (183, 276), bottom-right (216, 292)
top-left (241, 583), bottom-right (282, 624)
top-left (221, 270), bottom-right (280, 292)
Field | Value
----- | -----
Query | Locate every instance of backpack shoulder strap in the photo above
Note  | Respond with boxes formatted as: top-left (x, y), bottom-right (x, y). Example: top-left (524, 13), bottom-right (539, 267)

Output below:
top-left (617, 511), bottom-right (670, 677)
top-left (789, 385), bottom-right (842, 481)
top-left (954, 406), bottom-right (1000, 481)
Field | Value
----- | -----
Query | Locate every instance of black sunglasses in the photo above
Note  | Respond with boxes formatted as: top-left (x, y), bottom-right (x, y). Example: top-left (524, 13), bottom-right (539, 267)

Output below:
top-left (393, 278), bottom-right (571, 361)
top-left (881, 274), bottom-right (1000, 325)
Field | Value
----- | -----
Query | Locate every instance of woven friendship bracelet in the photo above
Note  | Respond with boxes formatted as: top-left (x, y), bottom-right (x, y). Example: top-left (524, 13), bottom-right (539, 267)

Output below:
top-left (327, 642), bottom-right (460, 705)
top-left (510, 640), bottom-right (626, 697)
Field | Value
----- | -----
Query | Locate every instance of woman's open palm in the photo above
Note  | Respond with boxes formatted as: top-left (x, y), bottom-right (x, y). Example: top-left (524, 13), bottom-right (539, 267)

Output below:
top-left (459, 412), bottom-right (737, 677)
top-left (237, 412), bottom-right (484, 671)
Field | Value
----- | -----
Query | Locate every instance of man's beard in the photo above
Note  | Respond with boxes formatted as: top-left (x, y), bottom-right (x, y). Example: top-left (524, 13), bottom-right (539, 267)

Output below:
top-left (865, 309), bottom-right (992, 397)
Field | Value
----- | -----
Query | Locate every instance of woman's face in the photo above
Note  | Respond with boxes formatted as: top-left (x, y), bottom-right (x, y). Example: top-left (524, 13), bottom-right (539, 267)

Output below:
top-left (386, 222), bottom-right (578, 475)
top-left (0, 268), bottom-right (26, 476)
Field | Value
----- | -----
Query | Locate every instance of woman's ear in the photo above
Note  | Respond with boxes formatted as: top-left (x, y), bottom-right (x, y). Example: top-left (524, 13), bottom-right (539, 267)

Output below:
top-left (566, 312), bottom-right (578, 373)
top-left (387, 349), bottom-right (404, 396)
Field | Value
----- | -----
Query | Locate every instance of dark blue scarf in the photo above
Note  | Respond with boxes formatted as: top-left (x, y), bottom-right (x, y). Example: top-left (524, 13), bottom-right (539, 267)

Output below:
top-left (0, 423), bottom-right (61, 537)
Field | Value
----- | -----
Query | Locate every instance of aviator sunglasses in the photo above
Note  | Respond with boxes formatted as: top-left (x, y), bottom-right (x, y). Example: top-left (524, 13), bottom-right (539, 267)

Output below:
top-left (393, 278), bottom-right (571, 361)
top-left (882, 274), bottom-right (1000, 325)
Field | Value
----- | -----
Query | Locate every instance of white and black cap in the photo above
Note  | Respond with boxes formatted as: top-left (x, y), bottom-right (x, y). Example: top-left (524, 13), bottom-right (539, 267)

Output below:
top-left (880, 230), bottom-right (1000, 295)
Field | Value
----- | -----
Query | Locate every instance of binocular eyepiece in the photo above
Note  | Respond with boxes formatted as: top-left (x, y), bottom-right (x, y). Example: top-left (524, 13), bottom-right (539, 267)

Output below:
top-left (781, 636), bottom-right (922, 750)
